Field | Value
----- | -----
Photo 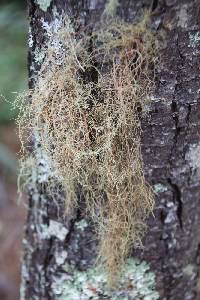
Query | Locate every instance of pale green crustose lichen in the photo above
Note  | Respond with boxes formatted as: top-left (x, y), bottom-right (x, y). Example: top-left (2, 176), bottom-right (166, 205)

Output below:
top-left (75, 219), bottom-right (88, 231)
top-left (189, 32), bottom-right (200, 55)
top-left (36, 0), bottom-right (52, 11)
top-left (52, 258), bottom-right (159, 299)
top-left (189, 32), bottom-right (200, 48)
top-left (154, 183), bottom-right (168, 193)
top-left (40, 220), bottom-right (69, 241)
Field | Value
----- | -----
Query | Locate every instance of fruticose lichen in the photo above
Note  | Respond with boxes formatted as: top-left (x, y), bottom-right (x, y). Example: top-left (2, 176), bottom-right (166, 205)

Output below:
top-left (52, 258), bottom-right (159, 300)
top-left (16, 6), bottom-right (157, 284)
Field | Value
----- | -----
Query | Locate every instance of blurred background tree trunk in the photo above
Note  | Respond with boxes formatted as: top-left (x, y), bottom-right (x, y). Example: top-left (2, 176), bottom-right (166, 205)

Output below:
top-left (0, 2), bottom-right (27, 300)
top-left (22, 0), bottom-right (200, 299)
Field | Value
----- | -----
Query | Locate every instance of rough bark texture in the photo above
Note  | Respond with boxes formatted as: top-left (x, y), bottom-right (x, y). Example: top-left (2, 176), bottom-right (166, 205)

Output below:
top-left (21, 0), bottom-right (200, 299)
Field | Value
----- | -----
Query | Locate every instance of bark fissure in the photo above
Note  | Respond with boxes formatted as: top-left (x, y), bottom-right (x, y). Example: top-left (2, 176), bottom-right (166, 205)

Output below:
top-left (167, 177), bottom-right (183, 229)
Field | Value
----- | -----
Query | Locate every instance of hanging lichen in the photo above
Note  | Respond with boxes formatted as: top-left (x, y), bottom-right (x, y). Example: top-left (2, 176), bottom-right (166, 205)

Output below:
top-left (16, 8), bottom-right (157, 285)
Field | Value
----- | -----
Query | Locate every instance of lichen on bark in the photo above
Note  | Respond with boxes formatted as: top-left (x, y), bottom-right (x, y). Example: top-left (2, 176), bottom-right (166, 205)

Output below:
top-left (52, 258), bottom-right (159, 300)
top-left (35, 0), bottom-right (52, 11)
top-left (18, 5), bottom-right (156, 285)
top-left (21, 0), bottom-right (200, 299)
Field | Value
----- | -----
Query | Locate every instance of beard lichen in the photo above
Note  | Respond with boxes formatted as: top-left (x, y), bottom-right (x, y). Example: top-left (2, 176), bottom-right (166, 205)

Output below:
top-left (16, 11), bottom-right (157, 285)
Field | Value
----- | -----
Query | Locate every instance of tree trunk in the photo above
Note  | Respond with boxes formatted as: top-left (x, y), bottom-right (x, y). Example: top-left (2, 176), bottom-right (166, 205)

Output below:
top-left (21, 0), bottom-right (200, 299)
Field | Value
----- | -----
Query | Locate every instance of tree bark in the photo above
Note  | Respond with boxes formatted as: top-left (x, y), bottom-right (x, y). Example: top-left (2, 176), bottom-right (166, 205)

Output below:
top-left (21, 0), bottom-right (200, 299)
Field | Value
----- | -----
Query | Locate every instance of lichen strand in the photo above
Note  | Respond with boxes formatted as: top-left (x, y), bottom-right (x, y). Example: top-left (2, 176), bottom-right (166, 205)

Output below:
top-left (52, 258), bottom-right (159, 300)
top-left (17, 11), bottom-right (157, 284)
top-left (36, 0), bottom-right (52, 11)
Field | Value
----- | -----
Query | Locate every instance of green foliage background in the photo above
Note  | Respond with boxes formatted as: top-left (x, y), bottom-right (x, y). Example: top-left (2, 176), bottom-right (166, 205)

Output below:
top-left (0, 1), bottom-right (27, 122)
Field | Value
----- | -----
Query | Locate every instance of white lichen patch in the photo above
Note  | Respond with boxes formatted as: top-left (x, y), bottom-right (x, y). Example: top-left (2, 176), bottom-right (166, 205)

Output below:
top-left (55, 250), bottom-right (68, 266)
top-left (41, 220), bottom-right (68, 241)
top-left (32, 11), bottom-right (70, 75)
top-left (20, 263), bottom-right (29, 300)
top-left (36, 0), bottom-right (52, 11)
top-left (154, 183), bottom-right (168, 193)
top-left (35, 149), bottom-right (53, 183)
top-left (34, 46), bottom-right (46, 64)
top-left (75, 219), bottom-right (88, 231)
top-left (52, 258), bottom-right (159, 300)
top-left (28, 27), bottom-right (34, 48)
top-left (164, 206), bottom-right (176, 225)
top-left (186, 143), bottom-right (200, 177)
top-left (189, 32), bottom-right (200, 55)
top-left (48, 220), bottom-right (68, 241)
top-left (189, 32), bottom-right (200, 48)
